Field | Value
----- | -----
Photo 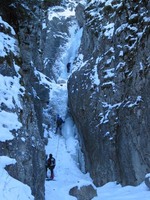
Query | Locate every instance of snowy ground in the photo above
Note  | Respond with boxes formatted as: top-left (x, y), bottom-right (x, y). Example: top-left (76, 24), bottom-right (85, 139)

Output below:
top-left (0, 1), bottom-right (150, 200)
top-left (45, 129), bottom-right (150, 200)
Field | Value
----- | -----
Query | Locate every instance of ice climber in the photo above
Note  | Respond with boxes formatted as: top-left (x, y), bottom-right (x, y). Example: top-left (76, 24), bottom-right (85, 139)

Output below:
top-left (66, 62), bottom-right (71, 73)
top-left (46, 154), bottom-right (56, 180)
top-left (56, 114), bottom-right (64, 134)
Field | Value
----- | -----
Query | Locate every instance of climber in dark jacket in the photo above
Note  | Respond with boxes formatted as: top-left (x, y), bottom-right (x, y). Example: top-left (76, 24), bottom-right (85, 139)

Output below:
top-left (47, 154), bottom-right (56, 179)
top-left (56, 114), bottom-right (64, 134)
top-left (67, 62), bottom-right (71, 73)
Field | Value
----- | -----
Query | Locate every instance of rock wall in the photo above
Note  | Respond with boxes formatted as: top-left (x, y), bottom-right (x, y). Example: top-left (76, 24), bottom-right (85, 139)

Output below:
top-left (0, 0), bottom-right (79, 199)
top-left (68, 0), bottom-right (150, 186)
top-left (0, 1), bottom-right (49, 199)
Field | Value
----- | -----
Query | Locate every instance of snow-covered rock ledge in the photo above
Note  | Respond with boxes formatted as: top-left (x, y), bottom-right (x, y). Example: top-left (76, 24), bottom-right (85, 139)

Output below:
top-left (145, 173), bottom-right (150, 189)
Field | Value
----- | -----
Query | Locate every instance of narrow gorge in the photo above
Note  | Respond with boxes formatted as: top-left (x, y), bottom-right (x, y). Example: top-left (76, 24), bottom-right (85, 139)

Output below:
top-left (0, 0), bottom-right (150, 199)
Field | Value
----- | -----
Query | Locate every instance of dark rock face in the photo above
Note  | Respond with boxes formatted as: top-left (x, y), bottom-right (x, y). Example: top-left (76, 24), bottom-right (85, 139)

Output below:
top-left (0, 0), bottom-right (79, 199)
top-left (69, 184), bottom-right (97, 200)
top-left (145, 174), bottom-right (150, 189)
top-left (75, 3), bottom-right (85, 28)
top-left (68, 0), bottom-right (150, 186)
top-left (0, 1), bottom-right (48, 199)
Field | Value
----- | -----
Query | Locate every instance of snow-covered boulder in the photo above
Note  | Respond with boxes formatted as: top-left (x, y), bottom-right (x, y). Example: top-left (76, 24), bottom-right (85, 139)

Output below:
top-left (69, 184), bottom-right (97, 200)
top-left (145, 174), bottom-right (150, 189)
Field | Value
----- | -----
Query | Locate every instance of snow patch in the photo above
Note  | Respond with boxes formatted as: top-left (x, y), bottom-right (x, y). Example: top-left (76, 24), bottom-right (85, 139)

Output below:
top-left (0, 110), bottom-right (22, 141)
top-left (104, 68), bottom-right (115, 79)
top-left (0, 156), bottom-right (34, 200)
top-left (90, 65), bottom-right (100, 86)
top-left (104, 23), bottom-right (114, 39)
top-left (0, 17), bottom-right (19, 58)
top-left (48, 7), bottom-right (75, 21)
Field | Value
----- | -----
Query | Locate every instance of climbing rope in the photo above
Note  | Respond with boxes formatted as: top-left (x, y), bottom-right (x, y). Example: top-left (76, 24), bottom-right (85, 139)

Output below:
top-left (55, 134), bottom-right (60, 160)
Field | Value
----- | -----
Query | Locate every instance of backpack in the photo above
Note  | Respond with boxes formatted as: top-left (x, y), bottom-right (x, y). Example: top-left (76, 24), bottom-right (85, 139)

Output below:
top-left (48, 157), bottom-right (55, 167)
top-left (57, 117), bottom-right (64, 126)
